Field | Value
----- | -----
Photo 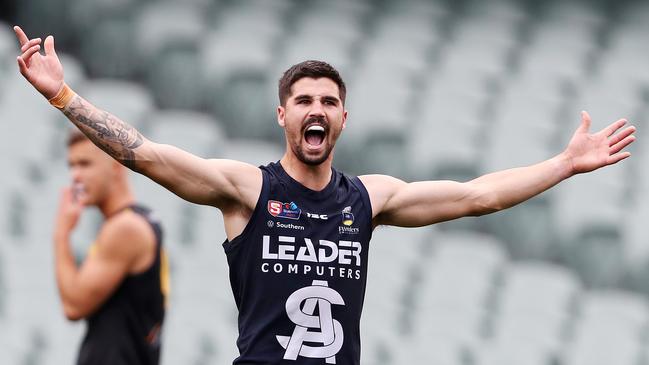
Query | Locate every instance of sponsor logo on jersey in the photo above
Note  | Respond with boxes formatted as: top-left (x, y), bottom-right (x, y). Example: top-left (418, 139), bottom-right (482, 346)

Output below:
top-left (262, 235), bottom-right (362, 265)
top-left (277, 280), bottom-right (345, 364)
top-left (341, 206), bottom-right (354, 226)
top-left (261, 235), bottom-right (363, 280)
top-left (306, 212), bottom-right (328, 220)
top-left (276, 222), bottom-right (305, 230)
top-left (268, 200), bottom-right (301, 220)
top-left (267, 220), bottom-right (306, 230)
top-left (339, 206), bottom-right (359, 234)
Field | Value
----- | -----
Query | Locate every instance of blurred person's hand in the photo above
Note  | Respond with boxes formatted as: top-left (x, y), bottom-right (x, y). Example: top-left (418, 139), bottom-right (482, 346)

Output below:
top-left (54, 187), bottom-right (83, 239)
top-left (14, 26), bottom-right (64, 99)
top-left (563, 111), bottom-right (635, 175)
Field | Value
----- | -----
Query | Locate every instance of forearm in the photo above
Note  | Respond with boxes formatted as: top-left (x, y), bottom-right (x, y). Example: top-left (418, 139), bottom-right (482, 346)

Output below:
top-left (53, 232), bottom-right (84, 319)
top-left (469, 152), bottom-right (574, 213)
top-left (60, 92), bottom-right (147, 171)
top-left (50, 86), bottom-right (260, 208)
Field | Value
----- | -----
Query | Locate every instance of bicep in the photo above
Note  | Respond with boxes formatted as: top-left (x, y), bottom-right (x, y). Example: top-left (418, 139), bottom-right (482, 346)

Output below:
top-left (363, 175), bottom-right (482, 227)
top-left (138, 143), bottom-right (262, 208)
top-left (73, 245), bottom-right (131, 313)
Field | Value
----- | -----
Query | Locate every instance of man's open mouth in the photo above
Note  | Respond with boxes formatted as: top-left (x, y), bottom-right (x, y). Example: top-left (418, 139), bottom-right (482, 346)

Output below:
top-left (72, 182), bottom-right (87, 202)
top-left (304, 125), bottom-right (326, 147)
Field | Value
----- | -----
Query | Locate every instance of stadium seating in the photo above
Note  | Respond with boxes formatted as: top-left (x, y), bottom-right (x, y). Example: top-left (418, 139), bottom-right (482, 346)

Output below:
top-left (0, 23), bottom-right (14, 99)
top-left (79, 79), bottom-right (154, 131)
top-left (3, 0), bottom-right (649, 364)
top-left (562, 290), bottom-right (649, 365)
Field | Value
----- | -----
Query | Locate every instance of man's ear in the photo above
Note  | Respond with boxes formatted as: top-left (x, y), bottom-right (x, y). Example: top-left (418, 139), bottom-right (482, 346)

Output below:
top-left (277, 105), bottom-right (286, 128)
top-left (342, 109), bottom-right (348, 130)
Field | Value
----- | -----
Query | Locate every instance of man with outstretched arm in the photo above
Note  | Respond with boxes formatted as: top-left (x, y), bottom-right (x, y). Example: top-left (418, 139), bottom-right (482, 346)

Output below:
top-left (15, 26), bottom-right (636, 365)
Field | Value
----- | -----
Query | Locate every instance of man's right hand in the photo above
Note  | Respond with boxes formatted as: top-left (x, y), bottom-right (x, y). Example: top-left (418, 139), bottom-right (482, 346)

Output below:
top-left (54, 186), bottom-right (83, 240)
top-left (14, 26), bottom-right (64, 99)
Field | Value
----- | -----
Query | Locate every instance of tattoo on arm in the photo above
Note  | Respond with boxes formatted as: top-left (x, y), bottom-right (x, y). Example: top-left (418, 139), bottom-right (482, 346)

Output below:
top-left (62, 96), bottom-right (144, 170)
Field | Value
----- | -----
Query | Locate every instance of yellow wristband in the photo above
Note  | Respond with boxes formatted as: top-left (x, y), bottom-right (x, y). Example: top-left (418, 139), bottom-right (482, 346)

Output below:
top-left (48, 83), bottom-right (76, 109)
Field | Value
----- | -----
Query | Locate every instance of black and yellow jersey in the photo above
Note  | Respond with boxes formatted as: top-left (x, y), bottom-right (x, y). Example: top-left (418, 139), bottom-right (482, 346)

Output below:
top-left (76, 204), bottom-right (169, 365)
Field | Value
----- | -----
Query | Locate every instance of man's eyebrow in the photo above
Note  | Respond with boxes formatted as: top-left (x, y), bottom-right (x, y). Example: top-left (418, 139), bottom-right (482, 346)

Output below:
top-left (322, 96), bottom-right (340, 104)
top-left (293, 94), bottom-right (313, 101)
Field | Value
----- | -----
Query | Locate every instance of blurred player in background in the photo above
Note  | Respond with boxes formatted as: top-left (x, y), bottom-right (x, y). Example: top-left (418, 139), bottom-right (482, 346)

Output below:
top-left (54, 129), bottom-right (168, 365)
top-left (14, 26), bottom-right (635, 364)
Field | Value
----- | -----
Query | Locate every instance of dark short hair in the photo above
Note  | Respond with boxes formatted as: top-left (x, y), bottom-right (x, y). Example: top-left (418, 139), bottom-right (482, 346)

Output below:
top-left (67, 129), bottom-right (89, 147)
top-left (278, 60), bottom-right (346, 106)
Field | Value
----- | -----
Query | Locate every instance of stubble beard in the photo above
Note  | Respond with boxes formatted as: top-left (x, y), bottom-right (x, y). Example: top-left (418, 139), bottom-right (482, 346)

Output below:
top-left (291, 115), bottom-right (335, 166)
top-left (293, 142), bottom-right (333, 166)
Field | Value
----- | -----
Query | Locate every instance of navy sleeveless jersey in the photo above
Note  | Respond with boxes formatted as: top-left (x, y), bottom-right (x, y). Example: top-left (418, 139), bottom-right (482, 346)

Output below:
top-left (77, 204), bottom-right (168, 365)
top-left (223, 162), bottom-right (373, 364)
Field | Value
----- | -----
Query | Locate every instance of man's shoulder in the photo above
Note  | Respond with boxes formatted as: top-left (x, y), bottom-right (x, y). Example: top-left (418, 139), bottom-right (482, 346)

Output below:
top-left (106, 207), bottom-right (151, 230)
top-left (357, 174), bottom-right (404, 192)
top-left (97, 209), bottom-right (155, 255)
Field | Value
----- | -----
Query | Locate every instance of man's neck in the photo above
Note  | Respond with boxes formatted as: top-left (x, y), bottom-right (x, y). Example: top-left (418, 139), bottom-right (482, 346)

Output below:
top-left (280, 153), bottom-right (333, 192)
top-left (99, 183), bottom-right (135, 218)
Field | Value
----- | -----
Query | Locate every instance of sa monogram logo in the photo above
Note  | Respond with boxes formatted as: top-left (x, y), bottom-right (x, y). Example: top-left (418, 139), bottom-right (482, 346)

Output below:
top-left (276, 280), bottom-right (345, 364)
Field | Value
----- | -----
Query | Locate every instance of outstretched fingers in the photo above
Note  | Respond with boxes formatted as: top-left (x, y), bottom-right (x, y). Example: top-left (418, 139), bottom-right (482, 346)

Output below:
top-left (18, 44), bottom-right (41, 67)
top-left (13, 25), bottom-right (29, 46)
top-left (607, 124), bottom-right (636, 165)
top-left (601, 118), bottom-right (628, 137)
top-left (607, 151), bottom-right (632, 165)
top-left (16, 55), bottom-right (27, 75)
top-left (610, 133), bottom-right (636, 155)
top-left (44, 36), bottom-right (54, 56)
top-left (577, 111), bottom-right (592, 133)
top-left (21, 37), bottom-right (41, 52)
top-left (44, 35), bottom-right (58, 58)
top-left (609, 125), bottom-right (636, 146)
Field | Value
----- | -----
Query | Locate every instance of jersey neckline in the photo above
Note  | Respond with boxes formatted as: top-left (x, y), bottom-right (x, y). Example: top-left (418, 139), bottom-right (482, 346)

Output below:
top-left (273, 161), bottom-right (340, 201)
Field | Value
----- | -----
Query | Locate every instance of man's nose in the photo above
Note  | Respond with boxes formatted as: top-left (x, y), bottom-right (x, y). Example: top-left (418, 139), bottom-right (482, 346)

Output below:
top-left (309, 100), bottom-right (325, 116)
top-left (70, 168), bottom-right (82, 182)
